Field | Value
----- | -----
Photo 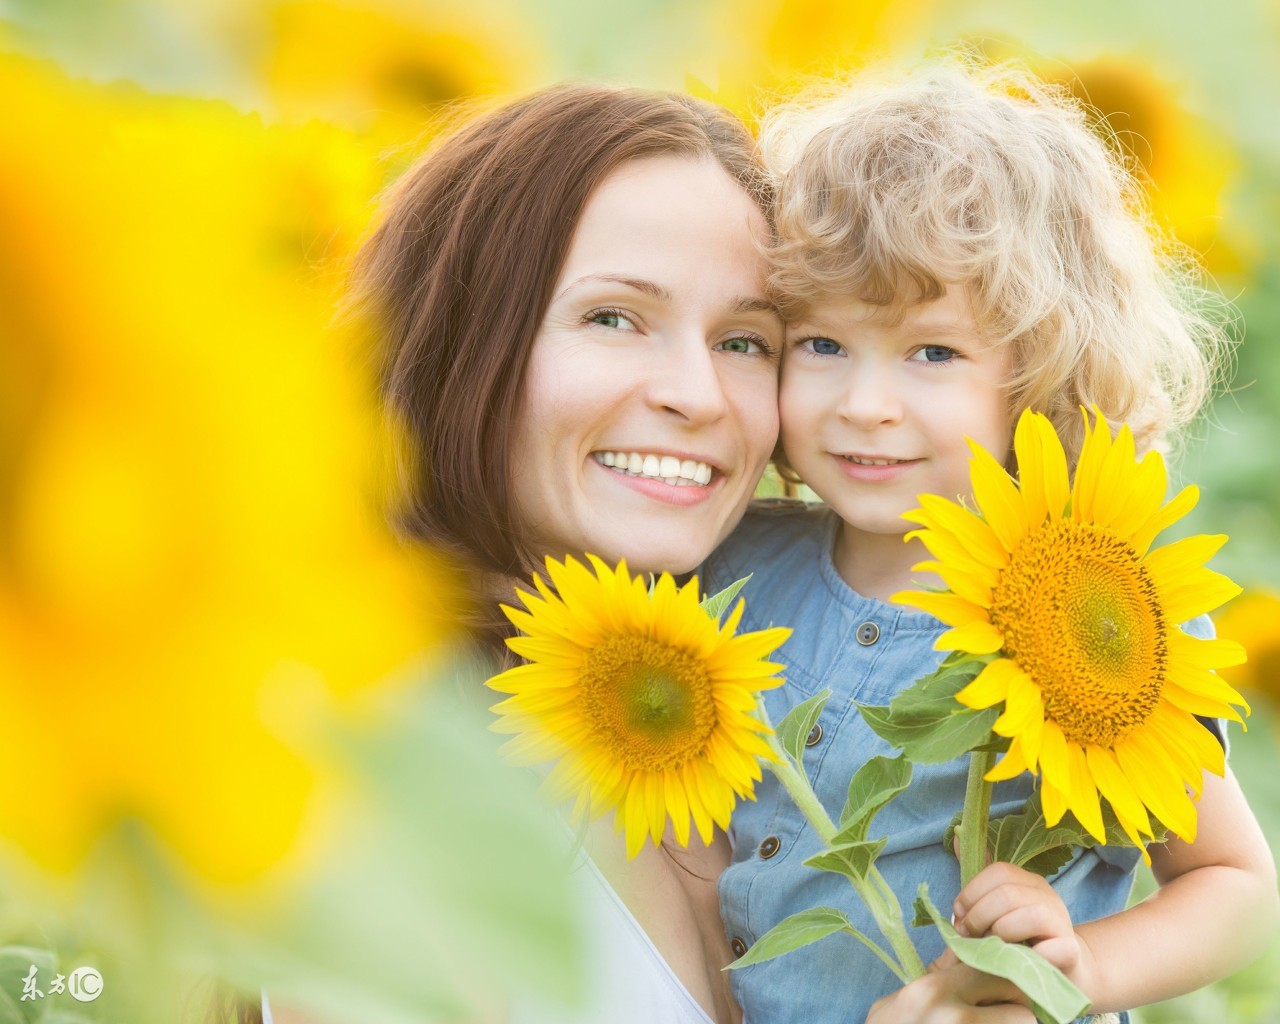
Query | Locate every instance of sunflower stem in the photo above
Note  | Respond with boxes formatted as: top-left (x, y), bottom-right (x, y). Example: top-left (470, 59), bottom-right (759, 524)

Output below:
top-left (958, 748), bottom-right (996, 886)
top-left (761, 727), bottom-right (926, 981)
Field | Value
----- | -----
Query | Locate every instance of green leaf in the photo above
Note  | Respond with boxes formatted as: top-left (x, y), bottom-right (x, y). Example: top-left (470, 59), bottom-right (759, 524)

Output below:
top-left (726, 907), bottom-right (857, 969)
top-left (838, 755), bottom-right (912, 840)
top-left (775, 689), bottom-right (831, 770)
top-left (804, 837), bottom-right (887, 882)
top-left (699, 574), bottom-right (752, 622)
top-left (856, 655), bottom-right (999, 763)
top-left (989, 790), bottom-right (1166, 878)
top-left (913, 885), bottom-right (1089, 1024)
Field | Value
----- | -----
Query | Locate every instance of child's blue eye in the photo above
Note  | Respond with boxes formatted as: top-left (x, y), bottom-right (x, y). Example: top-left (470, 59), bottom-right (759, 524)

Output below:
top-left (802, 337), bottom-right (844, 357)
top-left (912, 344), bottom-right (957, 364)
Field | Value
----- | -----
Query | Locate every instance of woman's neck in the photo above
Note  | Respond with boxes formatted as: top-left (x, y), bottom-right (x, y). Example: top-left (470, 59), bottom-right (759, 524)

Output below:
top-left (832, 522), bottom-right (941, 603)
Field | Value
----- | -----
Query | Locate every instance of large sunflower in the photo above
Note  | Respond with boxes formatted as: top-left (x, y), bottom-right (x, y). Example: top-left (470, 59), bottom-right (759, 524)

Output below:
top-left (487, 555), bottom-right (790, 857)
top-left (893, 409), bottom-right (1248, 849)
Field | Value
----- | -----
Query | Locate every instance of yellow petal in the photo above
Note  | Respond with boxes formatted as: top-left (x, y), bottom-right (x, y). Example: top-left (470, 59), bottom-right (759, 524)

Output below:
top-left (1085, 745), bottom-right (1152, 843)
top-left (1065, 742), bottom-right (1105, 842)
top-left (957, 656), bottom-right (1022, 711)
top-left (1070, 408), bottom-right (1111, 525)
top-left (1159, 568), bottom-right (1243, 627)
top-left (1015, 409), bottom-right (1070, 526)
top-left (967, 438), bottom-right (1028, 552)
top-left (1101, 449), bottom-right (1168, 540)
top-left (891, 590), bottom-right (989, 626)
top-left (917, 494), bottom-right (1011, 570)
top-left (1166, 630), bottom-right (1246, 672)
top-left (937, 620), bottom-right (1006, 654)
top-left (1131, 484), bottom-right (1199, 557)
top-left (1115, 731), bottom-right (1198, 842)
top-left (985, 742), bottom-right (1031, 782)
top-left (911, 560), bottom-right (995, 607)
top-left (1038, 719), bottom-right (1071, 792)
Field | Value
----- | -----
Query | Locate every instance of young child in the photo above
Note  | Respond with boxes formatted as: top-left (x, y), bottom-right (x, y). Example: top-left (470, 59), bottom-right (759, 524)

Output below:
top-left (705, 61), bottom-right (1278, 1024)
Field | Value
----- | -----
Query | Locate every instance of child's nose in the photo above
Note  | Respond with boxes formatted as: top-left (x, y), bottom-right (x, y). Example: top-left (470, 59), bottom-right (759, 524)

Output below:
top-left (836, 366), bottom-right (904, 427)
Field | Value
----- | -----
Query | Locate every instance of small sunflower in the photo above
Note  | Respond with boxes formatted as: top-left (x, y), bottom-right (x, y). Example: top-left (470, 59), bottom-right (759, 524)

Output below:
top-left (487, 555), bottom-right (789, 857)
top-left (893, 409), bottom-right (1248, 849)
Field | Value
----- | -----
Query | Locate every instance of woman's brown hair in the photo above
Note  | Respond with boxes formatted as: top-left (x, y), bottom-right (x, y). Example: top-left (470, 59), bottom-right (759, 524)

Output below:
top-left (350, 84), bottom-right (771, 590)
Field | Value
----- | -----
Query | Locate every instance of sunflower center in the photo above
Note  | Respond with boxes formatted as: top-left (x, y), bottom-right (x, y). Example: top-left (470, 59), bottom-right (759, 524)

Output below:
top-left (580, 634), bottom-right (718, 772)
top-left (989, 520), bottom-right (1167, 747)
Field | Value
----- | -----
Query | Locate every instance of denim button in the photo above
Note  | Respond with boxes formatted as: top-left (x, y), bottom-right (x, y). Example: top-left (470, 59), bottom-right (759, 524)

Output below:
top-left (759, 835), bottom-right (781, 859)
top-left (805, 723), bottom-right (823, 746)
top-left (731, 937), bottom-right (748, 958)
top-left (856, 620), bottom-right (880, 645)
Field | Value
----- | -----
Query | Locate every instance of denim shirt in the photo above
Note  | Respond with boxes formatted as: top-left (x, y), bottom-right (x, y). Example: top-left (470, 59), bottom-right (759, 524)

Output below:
top-left (705, 501), bottom-right (1220, 1024)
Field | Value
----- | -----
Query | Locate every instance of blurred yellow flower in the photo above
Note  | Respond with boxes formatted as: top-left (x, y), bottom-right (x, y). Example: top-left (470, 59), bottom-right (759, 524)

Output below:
top-left (967, 41), bottom-right (1243, 275)
top-left (257, 0), bottom-right (538, 139)
top-left (1215, 590), bottom-right (1280, 700)
top-left (0, 52), bottom-right (458, 884)
top-left (691, 0), bottom-right (931, 122)
top-left (1048, 56), bottom-right (1240, 273)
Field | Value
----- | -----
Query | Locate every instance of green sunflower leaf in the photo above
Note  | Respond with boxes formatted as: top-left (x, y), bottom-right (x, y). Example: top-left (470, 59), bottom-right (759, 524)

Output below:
top-left (913, 885), bottom-right (1089, 1024)
top-left (775, 689), bottom-right (832, 772)
top-left (699, 574), bottom-right (752, 622)
top-left (989, 791), bottom-right (1167, 878)
top-left (726, 907), bottom-right (886, 971)
top-left (804, 837), bottom-right (887, 881)
top-left (838, 754), bottom-right (912, 839)
top-left (856, 655), bottom-right (999, 764)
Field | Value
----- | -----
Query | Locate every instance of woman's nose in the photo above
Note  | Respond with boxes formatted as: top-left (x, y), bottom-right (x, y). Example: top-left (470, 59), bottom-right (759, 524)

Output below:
top-left (645, 337), bottom-right (731, 424)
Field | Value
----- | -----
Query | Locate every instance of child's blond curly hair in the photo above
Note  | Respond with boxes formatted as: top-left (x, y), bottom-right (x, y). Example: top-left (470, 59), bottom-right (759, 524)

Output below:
top-left (761, 58), bottom-right (1232, 463)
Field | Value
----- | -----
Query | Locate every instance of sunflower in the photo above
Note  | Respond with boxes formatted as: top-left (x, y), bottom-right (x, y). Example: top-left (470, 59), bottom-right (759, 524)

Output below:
top-left (893, 408), bottom-right (1248, 849)
top-left (487, 555), bottom-right (789, 857)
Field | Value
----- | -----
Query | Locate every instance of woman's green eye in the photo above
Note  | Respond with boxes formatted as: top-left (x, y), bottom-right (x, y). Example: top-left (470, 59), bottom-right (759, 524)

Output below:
top-left (719, 337), bottom-right (757, 354)
top-left (588, 308), bottom-right (637, 331)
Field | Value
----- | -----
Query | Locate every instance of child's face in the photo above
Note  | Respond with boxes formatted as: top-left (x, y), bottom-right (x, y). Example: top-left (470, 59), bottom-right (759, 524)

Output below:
top-left (780, 284), bottom-right (1012, 539)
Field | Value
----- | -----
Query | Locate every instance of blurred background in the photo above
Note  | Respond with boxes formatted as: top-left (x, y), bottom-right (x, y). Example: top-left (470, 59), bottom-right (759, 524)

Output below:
top-left (1, 0), bottom-right (1277, 1020)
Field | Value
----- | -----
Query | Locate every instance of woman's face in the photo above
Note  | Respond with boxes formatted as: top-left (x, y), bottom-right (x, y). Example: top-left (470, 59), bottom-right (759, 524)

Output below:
top-left (509, 155), bottom-right (781, 576)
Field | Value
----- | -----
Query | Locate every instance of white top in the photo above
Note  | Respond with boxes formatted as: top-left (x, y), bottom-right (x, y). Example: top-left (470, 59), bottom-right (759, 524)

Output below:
top-left (511, 846), bottom-right (716, 1024)
top-left (261, 847), bottom-right (715, 1024)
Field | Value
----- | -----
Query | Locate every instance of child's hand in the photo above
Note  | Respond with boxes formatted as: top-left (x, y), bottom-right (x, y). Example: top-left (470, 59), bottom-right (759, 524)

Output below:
top-left (947, 862), bottom-right (1097, 996)
top-left (867, 961), bottom-right (1034, 1024)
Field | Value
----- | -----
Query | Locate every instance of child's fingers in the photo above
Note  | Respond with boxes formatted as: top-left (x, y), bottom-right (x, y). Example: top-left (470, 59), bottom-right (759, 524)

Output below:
top-left (928, 948), bottom-right (961, 972)
top-left (1027, 935), bottom-right (1081, 974)
top-left (867, 964), bottom-right (1036, 1024)
top-left (953, 862), bottom-right (1046, 918)
top-left (960, 894), bottom-right (1071, 946)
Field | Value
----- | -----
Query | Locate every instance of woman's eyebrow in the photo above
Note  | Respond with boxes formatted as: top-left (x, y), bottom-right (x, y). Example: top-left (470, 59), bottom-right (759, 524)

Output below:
top-left (555, 273), bottom-right (670, 303)
top-left (729, 296), bottom-right (783, 319)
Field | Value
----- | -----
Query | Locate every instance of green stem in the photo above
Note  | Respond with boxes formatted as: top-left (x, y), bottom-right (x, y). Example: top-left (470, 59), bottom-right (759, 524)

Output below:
top-left (761, 728), bottom-right (927, 980)
top-left (958, 748), bottom-right (996, 886)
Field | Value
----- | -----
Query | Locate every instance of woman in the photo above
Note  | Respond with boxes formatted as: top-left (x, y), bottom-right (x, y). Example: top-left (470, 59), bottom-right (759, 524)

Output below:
top-left (270, 83), bottom-right (1035, 1024)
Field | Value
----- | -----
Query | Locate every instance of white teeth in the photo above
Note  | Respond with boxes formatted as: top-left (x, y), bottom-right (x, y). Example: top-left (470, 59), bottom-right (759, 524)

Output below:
top-left (592, 451), bottom-right (715, 486)
top-left (844, 455), bottom-right (907, 466)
